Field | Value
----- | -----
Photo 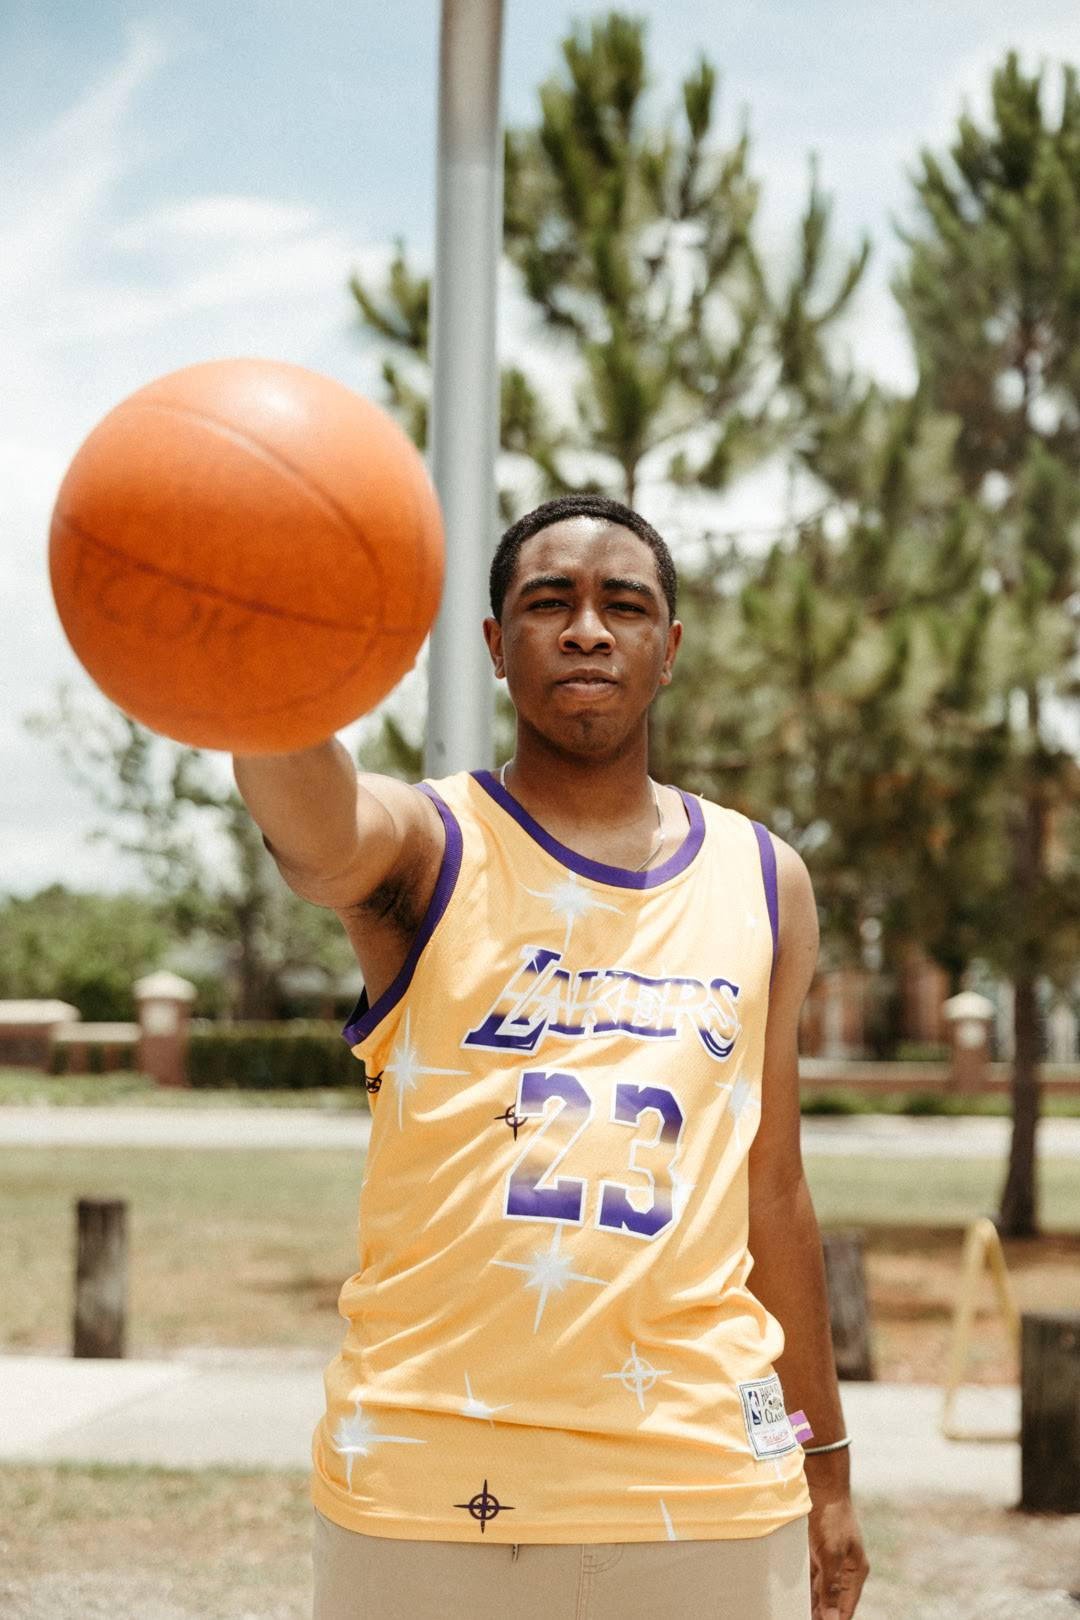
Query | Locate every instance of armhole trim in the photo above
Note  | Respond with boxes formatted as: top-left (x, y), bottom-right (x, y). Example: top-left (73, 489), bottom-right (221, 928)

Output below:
top-left (341, 785), bottom-right (463, 1047)
top-left (751, 820), bottom-right (780, 983)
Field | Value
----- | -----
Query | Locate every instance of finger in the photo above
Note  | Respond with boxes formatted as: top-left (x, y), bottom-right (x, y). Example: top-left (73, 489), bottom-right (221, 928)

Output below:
top-left (816, 1558), bottom-right (845, 1620)
top-left (839, 1557), bottom-right (869, 1619)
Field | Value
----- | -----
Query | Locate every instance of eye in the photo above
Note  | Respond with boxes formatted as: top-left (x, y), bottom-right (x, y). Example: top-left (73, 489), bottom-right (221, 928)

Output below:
top-left (610, 600), bottom-right (646, 614)
top-left (529, 597), bottom-right (568, 610)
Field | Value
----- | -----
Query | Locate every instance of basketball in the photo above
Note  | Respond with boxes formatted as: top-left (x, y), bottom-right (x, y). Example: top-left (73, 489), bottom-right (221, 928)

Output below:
top-left (48, 358), bottom-right (444, 753)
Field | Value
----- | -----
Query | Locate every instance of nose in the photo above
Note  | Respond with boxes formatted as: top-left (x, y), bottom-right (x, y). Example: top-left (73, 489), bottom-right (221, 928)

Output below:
top-left (559, 603), bottom-right (613, 655)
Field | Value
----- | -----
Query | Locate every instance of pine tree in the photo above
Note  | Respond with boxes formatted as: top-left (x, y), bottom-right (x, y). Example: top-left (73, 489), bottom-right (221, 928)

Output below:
top-left (658, 385), bottom-right (988, 976)
top-left (350, 13), bottom-right (866, 524)
top-left (894, 53), bottom-right (1080, 1236)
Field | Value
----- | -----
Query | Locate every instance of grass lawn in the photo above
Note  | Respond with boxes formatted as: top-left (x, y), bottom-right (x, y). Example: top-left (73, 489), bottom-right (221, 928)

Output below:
top-left (2, 1464), bottom-right (1076, 1620)
top-left (0, 1069), bottom-right (370, 1110)
top-left (1, 1145), bottom-right (1077, 1369)
top-left (805, 1151), bottom-right (1080, 1230)
top-left (0, 1147), bottom-right (364, 1356)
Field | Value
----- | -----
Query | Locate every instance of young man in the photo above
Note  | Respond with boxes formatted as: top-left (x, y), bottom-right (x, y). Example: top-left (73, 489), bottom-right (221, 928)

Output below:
top-left (234, 493), bottom-right (868, 1620)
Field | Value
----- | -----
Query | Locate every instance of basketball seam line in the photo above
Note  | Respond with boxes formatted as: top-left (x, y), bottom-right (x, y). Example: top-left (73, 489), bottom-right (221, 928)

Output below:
top-left (55, 513), bottom-right (420, 636)
top-left (124, 644), bottom-right (381, 723)
top-left (120, 396), bottom-right (389, 586)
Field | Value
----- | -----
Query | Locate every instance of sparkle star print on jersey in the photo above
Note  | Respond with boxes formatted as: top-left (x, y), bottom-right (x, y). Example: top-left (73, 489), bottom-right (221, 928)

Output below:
top-left (310, 770), bottom-right (811, 1544)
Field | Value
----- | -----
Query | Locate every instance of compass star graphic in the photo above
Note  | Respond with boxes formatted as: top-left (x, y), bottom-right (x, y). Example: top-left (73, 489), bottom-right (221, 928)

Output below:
top-left (602, 1341), bottom-right (673, 1411)
top-left (330, 1400), bottom-right (425, 1490)
top-left (494, 1104), bottom-right (526, 1139)
top-left (715, 1069), bottom-right (760, 1148)
top-left (523, 871), bottom-right (621, 952)
top-left (454, 1477), bottom-right (514, 1532)
top-left (460, 1371), bottom-right (511, 1425)
top-left (381, 1007), bottom-right (469, 1127)
top-left (491, 1225), bottom-right (608, 1332)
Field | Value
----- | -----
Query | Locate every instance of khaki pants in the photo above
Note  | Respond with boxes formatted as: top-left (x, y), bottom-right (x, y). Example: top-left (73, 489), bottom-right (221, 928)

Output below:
top-left (312, 1510), bottom-right (811, 1620)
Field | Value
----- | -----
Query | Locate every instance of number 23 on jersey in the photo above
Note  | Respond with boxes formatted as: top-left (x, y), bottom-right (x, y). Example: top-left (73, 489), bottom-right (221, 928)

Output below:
top-left (504, 1068), bottom-right (686, 1241)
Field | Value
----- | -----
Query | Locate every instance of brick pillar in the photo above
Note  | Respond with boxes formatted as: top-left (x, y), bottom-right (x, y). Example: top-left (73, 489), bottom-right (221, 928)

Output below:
top-left (943, 991), bottom-right (994, 1094)
top-left (134, 971), bottom-right (196, 1087)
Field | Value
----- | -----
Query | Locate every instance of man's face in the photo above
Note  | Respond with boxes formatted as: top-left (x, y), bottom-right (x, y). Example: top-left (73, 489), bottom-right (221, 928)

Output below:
top-left (483, 518), bottom-right (682, 760)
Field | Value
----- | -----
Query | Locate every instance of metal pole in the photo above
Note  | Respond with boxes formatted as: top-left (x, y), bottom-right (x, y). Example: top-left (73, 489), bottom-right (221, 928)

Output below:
top-left (424, 0), bottom-right (504, 778)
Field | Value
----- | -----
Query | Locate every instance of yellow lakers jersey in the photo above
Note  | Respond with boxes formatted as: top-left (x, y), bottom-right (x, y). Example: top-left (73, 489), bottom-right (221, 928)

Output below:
top-left (311, 770), bottom-right (812, 1543)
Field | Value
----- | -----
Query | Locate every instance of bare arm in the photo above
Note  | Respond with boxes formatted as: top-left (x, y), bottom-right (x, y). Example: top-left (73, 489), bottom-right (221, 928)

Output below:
top-left (232, 739), bottom-right (444, 972)
top-left (748, 837), bottom-right (869, 1620)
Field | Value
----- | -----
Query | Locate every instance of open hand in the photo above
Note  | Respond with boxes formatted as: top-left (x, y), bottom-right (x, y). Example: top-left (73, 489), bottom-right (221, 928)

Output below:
top-left (808, 1492), bottom-right (869, 1620)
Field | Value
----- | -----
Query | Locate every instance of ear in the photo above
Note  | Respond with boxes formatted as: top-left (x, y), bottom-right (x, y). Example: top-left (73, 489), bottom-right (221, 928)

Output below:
top-left (658, 618), bottom-right (683, 687)
top-left (482, 616), bottom-right (506, 680)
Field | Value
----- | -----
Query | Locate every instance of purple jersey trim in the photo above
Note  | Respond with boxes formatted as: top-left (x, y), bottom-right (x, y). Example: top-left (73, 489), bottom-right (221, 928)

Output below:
top-left (341, 785), bottom-right (463, 1048)
top-left (751, 820), bottom-right (779, 979)
top-left (472, 769), bottom-right (704, 891)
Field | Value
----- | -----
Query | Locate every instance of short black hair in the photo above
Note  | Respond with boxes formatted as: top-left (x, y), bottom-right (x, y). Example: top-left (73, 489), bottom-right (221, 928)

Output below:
top-left (489, 493), bottom-right (678, 622)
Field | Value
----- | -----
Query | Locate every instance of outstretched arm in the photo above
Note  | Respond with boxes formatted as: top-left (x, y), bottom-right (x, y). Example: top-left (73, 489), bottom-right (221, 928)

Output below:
top-left (232, 740), bottom-right (444, 990)
top-left (747, 836), bottom-right (869, 1620)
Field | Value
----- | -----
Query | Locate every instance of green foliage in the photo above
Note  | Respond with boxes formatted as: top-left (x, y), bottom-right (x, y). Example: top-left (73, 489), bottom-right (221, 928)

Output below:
top-left (0, 886), bottom-right (171, 1021)
top-left (355, 712), bottom-right (423, 780)
top-left (888, 52), bottom-right (1080, 1232)
top-left (897, 1090), bottom-right (954, 1117)
top-left (798, 1090), bottom-right (874, 1116)
top-left (188, 1022), bottom-right (365, 1091)
top-left (351, 12), bottom-right (865, 513)
top-left (894, 1042), bottom-right (952, 1064)
top-left (893, 63), bottom-right (1080, 1010)
top-left (27, 688), bottom-right (359, 1020)
top-left (349, 241), bottom-right (430, 448)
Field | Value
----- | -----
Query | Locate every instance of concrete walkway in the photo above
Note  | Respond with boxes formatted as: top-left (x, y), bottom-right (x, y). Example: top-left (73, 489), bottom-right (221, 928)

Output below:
top-left (0, 1351), bottom-right (1021, 1505)
top-left (0, 1103), bottom-right (372, 1150)
top-left (2, 1105), bottom-right (1079, 1155)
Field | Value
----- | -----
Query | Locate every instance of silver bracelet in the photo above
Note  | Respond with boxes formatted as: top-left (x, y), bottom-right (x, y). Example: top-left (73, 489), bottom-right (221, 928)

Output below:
top-left (802, 1436), bottom-right (852, 1455)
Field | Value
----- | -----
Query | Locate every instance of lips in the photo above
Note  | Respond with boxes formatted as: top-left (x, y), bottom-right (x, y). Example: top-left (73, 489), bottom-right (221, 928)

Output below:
top-left (555, 672), bottom-right (618, 701)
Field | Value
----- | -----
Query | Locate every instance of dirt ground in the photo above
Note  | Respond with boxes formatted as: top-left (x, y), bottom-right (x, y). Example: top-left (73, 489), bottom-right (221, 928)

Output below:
top-left (3, 1464), bottom-right (1079, 1620)
top-left (862, 1227), bottom-right (1080, 1383)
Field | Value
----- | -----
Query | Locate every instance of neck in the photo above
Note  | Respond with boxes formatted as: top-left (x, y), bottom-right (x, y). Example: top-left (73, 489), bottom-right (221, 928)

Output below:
top-left (501, 723), bottom-right (655, 829)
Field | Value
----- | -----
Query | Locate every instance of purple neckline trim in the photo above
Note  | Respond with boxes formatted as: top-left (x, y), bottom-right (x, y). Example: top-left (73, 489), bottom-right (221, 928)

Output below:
top-left (751, 820), bottom-right (779, 979)
top-left (472, 770), bottom-right (705, 890)
top-left (341, 785), bottom-right (462, 1048)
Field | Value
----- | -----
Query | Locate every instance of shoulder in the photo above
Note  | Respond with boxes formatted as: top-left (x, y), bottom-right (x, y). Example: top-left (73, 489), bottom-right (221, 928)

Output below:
top-left (690, 793), bottom-right (810, 914)
top-left (764, 830), bottom-right (819, 998)
top-left (691, 794), bottom-right (818, 985)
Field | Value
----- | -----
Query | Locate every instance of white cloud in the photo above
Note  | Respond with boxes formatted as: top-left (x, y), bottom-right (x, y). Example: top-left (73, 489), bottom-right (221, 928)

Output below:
top-left (0, 23), bottom-right (169, 302)
top-left (113, 195), bottom-right (322, 247)
top-left (42, 231), bottom-right (378, 344)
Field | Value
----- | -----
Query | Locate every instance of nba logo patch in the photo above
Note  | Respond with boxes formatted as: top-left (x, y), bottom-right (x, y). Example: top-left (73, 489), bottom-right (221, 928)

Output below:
top-left (737, 1375), bottom-right (799, 1459)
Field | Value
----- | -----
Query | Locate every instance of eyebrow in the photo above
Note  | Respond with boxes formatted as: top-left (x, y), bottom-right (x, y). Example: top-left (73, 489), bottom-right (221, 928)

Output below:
top-left (517, 573), bottom-right (659, 604)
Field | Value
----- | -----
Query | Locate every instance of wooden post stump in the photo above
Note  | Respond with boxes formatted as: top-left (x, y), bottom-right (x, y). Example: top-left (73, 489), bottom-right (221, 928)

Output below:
top-left (1022, 1312), bottom-right (1080, 1512)
top-left (73, 1198), bottom-right (128, 1358)
top-left (822, 1229), bottom-right (875, 1381)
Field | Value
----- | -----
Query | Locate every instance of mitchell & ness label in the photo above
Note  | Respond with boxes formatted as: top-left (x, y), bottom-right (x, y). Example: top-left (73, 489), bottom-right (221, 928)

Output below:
top-left (738, 1375), bottom-right (799, 1459)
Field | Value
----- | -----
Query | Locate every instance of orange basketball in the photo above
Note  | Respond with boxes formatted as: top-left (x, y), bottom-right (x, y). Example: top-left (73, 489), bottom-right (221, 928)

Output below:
top-left (49, 358), bottom-right (444, 753)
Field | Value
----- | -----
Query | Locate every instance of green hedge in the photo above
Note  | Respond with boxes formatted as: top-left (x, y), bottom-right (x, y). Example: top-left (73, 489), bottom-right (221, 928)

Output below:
top-left (799, 1089), bottom-right (874, 1116)
top-left (188, 1021), bottom-right (366, 1091)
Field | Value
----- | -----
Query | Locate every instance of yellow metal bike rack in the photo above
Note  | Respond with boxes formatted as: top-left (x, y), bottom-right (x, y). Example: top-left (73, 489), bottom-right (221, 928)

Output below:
top-left (940, 1216), bottom-right (1021, 1442)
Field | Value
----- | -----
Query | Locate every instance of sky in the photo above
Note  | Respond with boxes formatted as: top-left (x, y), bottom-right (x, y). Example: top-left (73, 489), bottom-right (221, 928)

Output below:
top-left (4, 0), bottom-right (1080, 897)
